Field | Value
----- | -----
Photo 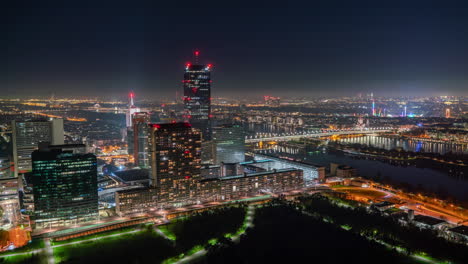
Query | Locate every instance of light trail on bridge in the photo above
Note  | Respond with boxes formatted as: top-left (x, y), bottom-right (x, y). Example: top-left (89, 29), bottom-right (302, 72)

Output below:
top-left (245, 129), bottom-right (394, 143)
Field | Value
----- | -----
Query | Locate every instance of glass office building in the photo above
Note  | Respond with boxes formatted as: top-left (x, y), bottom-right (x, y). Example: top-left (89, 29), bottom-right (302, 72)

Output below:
top-left (212, 124), bottom-right (245, 165)
top-left (32, 145), bottom-right (98, 228)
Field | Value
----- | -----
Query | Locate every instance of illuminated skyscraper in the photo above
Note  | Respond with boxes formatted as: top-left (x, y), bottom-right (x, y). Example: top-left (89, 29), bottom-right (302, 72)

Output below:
top-left (183, 51), bottom-right (212, 139)
top-left (149, 122), bottom-right (201, 203)
top-left (31, 144), bottom-right (98, 228)
top-left (445, 108), bottom-right (451, 118)
top-left (132, 112), bottom-right (150, 168)
top-left (12, 119), bottom-right (64, 178)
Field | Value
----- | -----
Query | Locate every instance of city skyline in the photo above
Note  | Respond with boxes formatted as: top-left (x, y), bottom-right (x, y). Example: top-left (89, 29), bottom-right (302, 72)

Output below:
top-left (0, 2), bottom-right (467, 263)
top-left (3, 2), bottom-right (468, 98)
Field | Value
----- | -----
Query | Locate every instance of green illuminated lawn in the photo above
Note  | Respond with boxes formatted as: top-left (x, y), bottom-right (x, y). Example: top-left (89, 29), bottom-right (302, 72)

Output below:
top-left (158, 225), bottom-right (177, 241)
top-left (53, 228), bottom-right (176, 264)
top-left (0, 239), bottom-right (44, 257)
top-left (1, 253), bottom-right (42, 264)
top-left (51, 205), bottom-right (247, 264)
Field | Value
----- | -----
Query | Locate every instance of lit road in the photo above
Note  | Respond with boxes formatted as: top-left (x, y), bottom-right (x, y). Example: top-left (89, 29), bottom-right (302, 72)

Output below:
top-left (44, 238), bottom-right (54, 264)
top-left (375, 188), bottom-right (467, 224)
top-left (0, 249), bottom-right (42, 258)
top-left (154, 227), bottom-right (174, 242)
top-left (337, 185), bottom-right (467, 225)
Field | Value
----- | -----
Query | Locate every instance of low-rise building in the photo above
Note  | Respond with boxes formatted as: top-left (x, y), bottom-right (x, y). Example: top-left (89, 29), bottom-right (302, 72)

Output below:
top-left (412, 215), bottom-right (446, 230)
top-left (371, 201), bottom-right (395, 212)
top-left (447, 226), bottom-right (468, 245)
top-left (115, 168), bottom-right (303, 216)
top-left (112, 169), bottom-right (150, 186)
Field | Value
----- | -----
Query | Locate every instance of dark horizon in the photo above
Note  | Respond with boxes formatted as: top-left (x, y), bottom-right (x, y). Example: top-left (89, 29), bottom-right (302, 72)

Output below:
top-left (3, 1), bottom-right (468, 98)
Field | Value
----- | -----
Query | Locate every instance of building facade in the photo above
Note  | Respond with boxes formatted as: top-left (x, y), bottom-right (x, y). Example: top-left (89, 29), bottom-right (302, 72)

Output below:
top-left (131, 112), bottom-right (150, 168)
top-left (212, 124), bottom-right (245, 165)
top-left (12, 119), bottom-right (64, 178)
top-left (115, 168), bottom-right (304, 216)
top-left (149, 122), bottom-right (202, 204)
top-left (31, 145), bottom-right (98, 228)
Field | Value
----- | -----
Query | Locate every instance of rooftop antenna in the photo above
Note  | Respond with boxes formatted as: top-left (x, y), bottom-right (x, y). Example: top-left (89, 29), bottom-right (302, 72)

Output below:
top-left (194, 50), bottom-right (200, 64)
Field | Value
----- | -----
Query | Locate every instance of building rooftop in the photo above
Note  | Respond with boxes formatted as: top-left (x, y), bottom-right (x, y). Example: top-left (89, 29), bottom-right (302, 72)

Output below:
top-left (239, 159), bottom-right (274, 165)
top-left (149, 122), bottom-right (192, 130)
top-left (373, 201), bottom-right (395, 208)
top-left (200, 168), bottom-right (301, 183)
top-left (413, 215), bottom-right (445, 226)
top-left (113, 169), bottom-right (149, 183)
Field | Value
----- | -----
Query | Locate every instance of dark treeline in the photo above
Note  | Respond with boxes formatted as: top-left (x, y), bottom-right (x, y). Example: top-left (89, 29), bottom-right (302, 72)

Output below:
top-left (60, 225), bottom-right (176, 264)
top-left (59, 205), bottom-right (246, 264)
top-left (199, 200), bottom-right (415, 264)
top-left (298, 195), bottom-right (467, 263)
top-left (168, 204), bottom-right (246, 251)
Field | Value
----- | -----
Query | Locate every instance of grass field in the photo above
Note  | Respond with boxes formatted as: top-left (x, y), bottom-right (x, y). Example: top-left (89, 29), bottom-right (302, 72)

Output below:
top-left (0, 239), bottom-right (44, 257)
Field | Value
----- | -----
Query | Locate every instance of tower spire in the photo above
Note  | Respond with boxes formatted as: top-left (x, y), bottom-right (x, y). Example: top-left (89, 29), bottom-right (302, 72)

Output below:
top-left (194, 50), bottom-right (200, 64)
top-left (129, 91), bottom-right (135, 106)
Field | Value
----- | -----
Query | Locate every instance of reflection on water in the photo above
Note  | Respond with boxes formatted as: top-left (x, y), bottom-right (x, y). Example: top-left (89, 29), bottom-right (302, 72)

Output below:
top-left (257, 146), bottom-right (468, 201)
top-left (335, 135), bottom-right (467, 154)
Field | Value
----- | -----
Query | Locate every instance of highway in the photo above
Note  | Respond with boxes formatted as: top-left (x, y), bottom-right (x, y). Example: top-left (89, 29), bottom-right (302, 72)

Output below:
top-left (336, 185), bottom-right (468, 225)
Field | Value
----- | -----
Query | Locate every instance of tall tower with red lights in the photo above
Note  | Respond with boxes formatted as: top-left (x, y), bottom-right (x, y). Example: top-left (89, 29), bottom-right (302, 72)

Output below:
top-left (183, 50), bottom-right (212, 139)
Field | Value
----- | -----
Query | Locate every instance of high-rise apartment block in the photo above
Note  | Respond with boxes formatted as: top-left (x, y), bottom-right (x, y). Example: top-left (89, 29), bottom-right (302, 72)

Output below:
top-left (149, 122), bottom-right (201, 204)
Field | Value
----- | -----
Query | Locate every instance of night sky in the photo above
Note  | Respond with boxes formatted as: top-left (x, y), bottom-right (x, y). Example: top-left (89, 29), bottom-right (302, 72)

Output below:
top-left (3, 1), bottom-right (468, 99)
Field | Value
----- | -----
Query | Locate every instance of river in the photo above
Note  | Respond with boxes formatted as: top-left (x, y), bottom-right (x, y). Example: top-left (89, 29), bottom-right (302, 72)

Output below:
top-left (258, 146), bottom-right (468, 201)
top-left (334, 135), bottom-right (467, 154)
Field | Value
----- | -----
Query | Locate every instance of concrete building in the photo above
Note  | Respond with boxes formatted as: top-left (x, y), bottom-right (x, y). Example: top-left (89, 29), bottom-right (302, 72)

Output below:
top-left (412, 215), bottom-right (446, 230)
top-left (148, 123), bottom-right (202, 203)
top-left (201, 164), bottom-right (221, 179)
top-left (336, 165), bottom-right (358, 178)
top-left (370, 201), bottom-right (395, 212)
top-left (12, 119), bottom-right (64, 178)
top-left (253, 154), bottom-right (323, 185)
top-left (115, 168), bottom-right (303, 216)
top-left (447, 226), bottom-right (468, 245)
